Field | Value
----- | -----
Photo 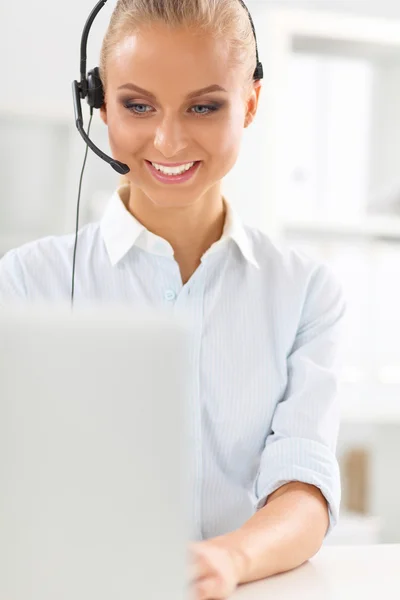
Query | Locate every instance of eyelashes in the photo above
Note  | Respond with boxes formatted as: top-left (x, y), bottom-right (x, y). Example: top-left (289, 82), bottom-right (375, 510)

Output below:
top-left (122, 103), bottom-right (223, 117)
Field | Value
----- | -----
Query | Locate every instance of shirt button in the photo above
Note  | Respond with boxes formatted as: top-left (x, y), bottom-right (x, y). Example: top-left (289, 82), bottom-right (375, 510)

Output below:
top-left (164, 289), bottom-right (176, 301)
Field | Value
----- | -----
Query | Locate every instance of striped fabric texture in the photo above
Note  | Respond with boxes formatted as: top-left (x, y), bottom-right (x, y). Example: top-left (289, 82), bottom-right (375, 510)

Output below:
top-left (0, 184), bottom-right (345, 540)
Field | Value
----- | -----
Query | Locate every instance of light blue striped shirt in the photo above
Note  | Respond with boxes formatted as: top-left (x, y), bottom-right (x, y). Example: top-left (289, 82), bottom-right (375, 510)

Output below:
top-left (0, 184), bottom-right (345, 540)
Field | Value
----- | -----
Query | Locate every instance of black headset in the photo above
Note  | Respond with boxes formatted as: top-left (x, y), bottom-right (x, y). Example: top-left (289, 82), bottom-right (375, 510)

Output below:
top-left (70, 0), bottom-right (263, 304)
top-left (72, 0), bottom-right (263, 175)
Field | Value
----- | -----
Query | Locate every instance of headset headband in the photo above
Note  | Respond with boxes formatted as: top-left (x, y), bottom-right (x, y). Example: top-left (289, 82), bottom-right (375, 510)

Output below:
top-left (72, 0), bottom-right (263, 175)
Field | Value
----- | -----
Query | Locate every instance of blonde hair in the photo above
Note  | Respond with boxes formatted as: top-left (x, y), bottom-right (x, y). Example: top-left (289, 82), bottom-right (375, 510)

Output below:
top-left (100, 0), bottom-right (258, 188)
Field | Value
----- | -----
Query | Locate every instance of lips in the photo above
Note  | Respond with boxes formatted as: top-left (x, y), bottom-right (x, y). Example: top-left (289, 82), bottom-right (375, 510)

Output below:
top-left (145, 159), bottom-right (201, 184)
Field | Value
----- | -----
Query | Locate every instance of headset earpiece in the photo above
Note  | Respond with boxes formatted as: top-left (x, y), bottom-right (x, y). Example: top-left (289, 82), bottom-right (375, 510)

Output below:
top-left (71, 0), bottom-right (262, 305)
top-left (86, 67), bottom-right (105, 109)
top-left (254, 61), bottom-right (264, 81)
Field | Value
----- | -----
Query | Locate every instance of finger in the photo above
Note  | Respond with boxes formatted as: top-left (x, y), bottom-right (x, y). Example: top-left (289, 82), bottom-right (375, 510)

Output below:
top-left (188, 562), bottom-right (208, 583)
top-left (195, 575), bottom-right (227, 600)
top-left (189, 549), bottom-right (212, 582)
top-left (190, 557), bottom-right (211, 582)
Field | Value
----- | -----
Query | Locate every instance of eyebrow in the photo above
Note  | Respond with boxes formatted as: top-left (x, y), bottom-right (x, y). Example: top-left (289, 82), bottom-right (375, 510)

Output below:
top-left (116, 83), bottom-right (227, 99)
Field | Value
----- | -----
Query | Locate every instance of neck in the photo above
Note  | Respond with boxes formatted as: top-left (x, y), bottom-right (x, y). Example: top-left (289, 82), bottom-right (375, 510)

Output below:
top-left (125, 184), bottom-right (226, 281)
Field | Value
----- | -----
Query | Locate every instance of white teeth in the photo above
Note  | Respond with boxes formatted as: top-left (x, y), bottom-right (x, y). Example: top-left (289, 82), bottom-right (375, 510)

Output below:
top-left (151, 162), bottom-right (195, 175)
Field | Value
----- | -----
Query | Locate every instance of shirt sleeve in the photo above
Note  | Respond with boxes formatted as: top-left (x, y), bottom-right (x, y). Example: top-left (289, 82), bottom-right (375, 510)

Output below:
top-left (254, 262), bottom-right (346, 535)
top-left (0, 249), bottom-right (28, 304)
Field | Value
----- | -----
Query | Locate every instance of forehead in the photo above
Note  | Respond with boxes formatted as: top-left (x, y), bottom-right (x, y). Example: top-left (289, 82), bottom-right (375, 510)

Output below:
top-left (107, 24), bottom-right (238, 93)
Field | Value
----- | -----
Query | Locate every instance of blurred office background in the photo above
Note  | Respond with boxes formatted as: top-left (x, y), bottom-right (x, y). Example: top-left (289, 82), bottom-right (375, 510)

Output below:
top-left (1, 0), bottom-right (400, 545)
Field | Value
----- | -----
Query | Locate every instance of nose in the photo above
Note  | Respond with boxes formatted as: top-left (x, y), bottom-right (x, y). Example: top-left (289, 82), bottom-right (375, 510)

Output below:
top-left (153, 114), bottom-right (190, 158)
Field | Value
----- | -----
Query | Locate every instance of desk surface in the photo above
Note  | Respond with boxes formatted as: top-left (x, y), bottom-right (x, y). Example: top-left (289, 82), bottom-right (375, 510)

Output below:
top-left (232, 544), bottom-right (400, 600)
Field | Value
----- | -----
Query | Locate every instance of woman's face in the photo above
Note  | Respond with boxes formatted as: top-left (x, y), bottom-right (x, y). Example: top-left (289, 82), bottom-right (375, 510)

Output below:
top-left (100, 23), bottom-right (261, 207)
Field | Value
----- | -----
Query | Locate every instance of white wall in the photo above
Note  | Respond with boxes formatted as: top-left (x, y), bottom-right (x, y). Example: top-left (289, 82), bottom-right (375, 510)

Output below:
top-left (252, 0), bottom-right (400, 19)
top-left (2, 1), bottom-right (400, 119)
top-left (0, 0), bottom-right (115, 119)
top-left (368, 64), bottom-right (400, 206)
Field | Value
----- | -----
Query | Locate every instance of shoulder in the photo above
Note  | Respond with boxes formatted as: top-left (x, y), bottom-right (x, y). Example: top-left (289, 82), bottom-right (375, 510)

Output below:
top-left (246, 224), bottom-right (339, 280)
top-left (244, 224), bottom-right (345, 316)
top-left (0, 222), bottom-right (101, 303)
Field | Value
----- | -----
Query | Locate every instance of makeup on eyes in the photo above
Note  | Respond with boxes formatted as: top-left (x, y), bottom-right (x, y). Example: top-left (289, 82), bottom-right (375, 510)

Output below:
top-left (123, 101), bottom-right (224, 115)
top-left (118, 93), bottom-right (226, 108)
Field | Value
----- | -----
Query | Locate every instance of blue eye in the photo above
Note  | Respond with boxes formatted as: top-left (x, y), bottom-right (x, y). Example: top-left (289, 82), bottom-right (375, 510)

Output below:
top-left (191, 105), bottom-right (219, 115)
top-left (123, 103), bottom-right (221, 116)
top-left (125, 103), bottom-right (150, 114)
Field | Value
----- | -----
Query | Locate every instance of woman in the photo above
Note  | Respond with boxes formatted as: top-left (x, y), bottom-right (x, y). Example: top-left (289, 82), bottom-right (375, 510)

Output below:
top-left (0, 1), bottom-right (345, 598)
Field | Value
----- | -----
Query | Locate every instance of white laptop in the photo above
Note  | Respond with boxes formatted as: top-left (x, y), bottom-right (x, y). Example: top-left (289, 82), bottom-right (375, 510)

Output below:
top-left (0, 306), bottom-right (192, 600)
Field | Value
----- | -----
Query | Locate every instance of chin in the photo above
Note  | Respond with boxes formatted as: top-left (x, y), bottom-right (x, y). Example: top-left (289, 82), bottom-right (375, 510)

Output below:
top-left (146, 193), bottom-right (201, 209)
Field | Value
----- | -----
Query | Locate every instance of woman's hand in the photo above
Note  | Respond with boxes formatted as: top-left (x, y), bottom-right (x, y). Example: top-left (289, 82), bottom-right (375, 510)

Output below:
top-left (189, 536), bottom-right (246, 600)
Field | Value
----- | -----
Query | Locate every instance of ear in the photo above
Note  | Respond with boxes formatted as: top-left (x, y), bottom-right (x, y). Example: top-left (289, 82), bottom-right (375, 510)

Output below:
top-left (244, 80), bottom-right (262, 128)
top-left (99, 103), bottom-right (108, 125)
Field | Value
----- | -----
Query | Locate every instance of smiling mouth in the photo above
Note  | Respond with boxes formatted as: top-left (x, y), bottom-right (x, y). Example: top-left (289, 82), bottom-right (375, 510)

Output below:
top-left (145, 159), bottom-right (202, 183)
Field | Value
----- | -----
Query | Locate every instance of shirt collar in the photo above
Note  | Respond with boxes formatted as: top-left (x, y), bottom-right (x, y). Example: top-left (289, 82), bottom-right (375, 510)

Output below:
top-left (100, 184), bottom-right (259, 269)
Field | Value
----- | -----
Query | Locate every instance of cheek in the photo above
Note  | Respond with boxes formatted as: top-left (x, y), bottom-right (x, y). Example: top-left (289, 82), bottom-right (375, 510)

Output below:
top-left (209, 107), bottom-right (245, 154)
top-left (107, 115), bottom-right (137, 150)
top-left (105, 105), bottom-right (145, 151)
top-left (219, 127), bottom-right (243, 155)
top-left (210, 119), bottom-right (244, 170)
